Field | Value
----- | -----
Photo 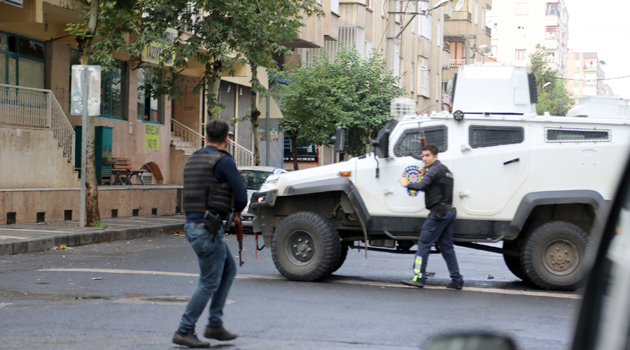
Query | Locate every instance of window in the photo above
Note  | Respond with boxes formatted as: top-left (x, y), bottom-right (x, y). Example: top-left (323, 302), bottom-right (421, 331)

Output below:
top-left (101, 60), bottom-right (126, 119)
top-left (474, 1), bottom-right (478, 26)
top-left (394, 126), bottom-right (448, 157)
top-left (137, 67), bottom-right (162, 123)
top-left (410, 62), bottom-right (415, 93)
top-left (546, 2), bottom-right (559, 16)
top-left (418, 2), bottom-right (432, 39)
top-left (0, 32), bottom-right (45, 89)
top-left (545, 50), bottom-right (557, 63)
top-left (469, 126), bottom-right (524, 148)
top-left (435, 73), bottom-right (440, 102)
top-left (419, 56), bottom-right (430, 98)
top-left (546, 128), bottom-right (610, 143)
top-left (545, 26), bottom-right (559, 39)
top-left (490, 45), bottom-right (497, 58)
top-left (437, 19), bottom-right (442, 47)
top-left (515, 49), bottom-right (526, 60)
top-left (516, 3), bottom-right (528, 15)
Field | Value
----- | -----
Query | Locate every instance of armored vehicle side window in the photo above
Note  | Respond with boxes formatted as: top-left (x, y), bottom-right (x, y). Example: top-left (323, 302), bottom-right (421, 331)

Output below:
top-left (394, 126), bottom-right (448, 157)
top-left (469, 126), bottom-right (524, 148)
top-left (545, 128), bottom-right (611, 142)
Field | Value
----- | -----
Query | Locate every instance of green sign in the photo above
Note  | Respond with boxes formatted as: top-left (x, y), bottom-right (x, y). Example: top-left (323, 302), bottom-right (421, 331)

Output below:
top-left (145, 124), bottom-right (160, 150)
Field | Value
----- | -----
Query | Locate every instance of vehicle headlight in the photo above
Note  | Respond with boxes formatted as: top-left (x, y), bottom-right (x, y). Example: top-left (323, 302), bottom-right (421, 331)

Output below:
top-left (259, 175), bottom-right (279, 192)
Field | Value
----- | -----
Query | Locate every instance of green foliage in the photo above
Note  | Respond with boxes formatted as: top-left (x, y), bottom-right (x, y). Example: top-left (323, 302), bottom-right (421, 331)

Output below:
top-left (91, 220), bottom-right (105, 228)
top-left (64, 23), bottom-right (93, 41)
top-left (277, 45), bottom-right (405, 156)
top-left (529, 44), bottom-right (573, 115)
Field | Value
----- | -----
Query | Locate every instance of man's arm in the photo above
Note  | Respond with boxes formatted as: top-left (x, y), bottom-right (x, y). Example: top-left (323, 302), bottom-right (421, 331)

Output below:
top-left (399, 166), bottom-right (441, 192)
top-left (214, 156), bottom-right (248, 213)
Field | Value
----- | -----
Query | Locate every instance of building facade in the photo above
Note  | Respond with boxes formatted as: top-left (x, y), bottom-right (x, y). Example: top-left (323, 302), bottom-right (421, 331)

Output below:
top-left (486, 0), bottom-right (569, 77)
top-left (566, 52), bottom-right (615, 102)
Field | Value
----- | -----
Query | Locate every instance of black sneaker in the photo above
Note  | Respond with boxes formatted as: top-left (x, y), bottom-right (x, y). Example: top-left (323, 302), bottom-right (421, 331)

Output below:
top-left (401, 279), bottom-right (425, 288)
top-left (172, 331), bottom-right (210, 348)
top-left (446, 283), bottom-right (463, 290)
top-left (204, 325), bottom-right (238, 341)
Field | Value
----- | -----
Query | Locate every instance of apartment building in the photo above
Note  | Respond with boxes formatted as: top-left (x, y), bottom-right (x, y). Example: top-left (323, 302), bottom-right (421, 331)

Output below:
top-left (486, 0), bottom-right (569, 77)
top-left (566, 52), bottom-right (614, 101)
top-left (0, 0), bottom-right (334, 224)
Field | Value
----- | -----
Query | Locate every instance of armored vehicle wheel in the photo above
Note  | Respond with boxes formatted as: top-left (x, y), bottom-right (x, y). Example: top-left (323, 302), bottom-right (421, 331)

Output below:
top-left (332, 243), bottom-right (350, 273)
top-left (271, 212), bottom-right (342, 281)
top-left (502, 241), bottom-right (528, 281)
top-left (521, 221), bottom-right (590, 291)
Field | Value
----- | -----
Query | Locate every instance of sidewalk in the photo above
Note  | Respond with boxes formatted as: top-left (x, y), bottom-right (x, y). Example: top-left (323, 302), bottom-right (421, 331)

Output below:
top-left (0, 214), bottom-right (185, 256)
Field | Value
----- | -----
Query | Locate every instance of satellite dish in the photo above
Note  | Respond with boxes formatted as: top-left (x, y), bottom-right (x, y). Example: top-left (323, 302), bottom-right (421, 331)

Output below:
top-left (477, 44), bottom-right (490, 54)
top-left (455, 0), bottom-right (465, 11)
top-left (446, 79), bottom-right (453, 93)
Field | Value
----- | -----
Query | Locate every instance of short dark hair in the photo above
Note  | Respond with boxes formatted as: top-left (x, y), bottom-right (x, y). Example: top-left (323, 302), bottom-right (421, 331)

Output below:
top-left (422, 144), bottom-right (439, 156)
top-left (206, 119), bottom-right (230, 144)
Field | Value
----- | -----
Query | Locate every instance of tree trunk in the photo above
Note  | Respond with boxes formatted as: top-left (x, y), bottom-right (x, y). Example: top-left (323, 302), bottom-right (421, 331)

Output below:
top-left (291, 135), bottom-right (298, 171)
top-left (80, 0), bottom-right (100, 227)
top-left (205, 61), bottom-right (223, 120)
top-left (250, 65), bottom-right (261, 166)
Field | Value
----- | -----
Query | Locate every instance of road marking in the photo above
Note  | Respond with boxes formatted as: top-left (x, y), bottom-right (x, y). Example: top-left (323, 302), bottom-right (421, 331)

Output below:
top-left (0, 229), bottom-right (74, 234)
top-left (37, 268), bottom-right (580, 300)
top-left (0, 235), bottom-right (28, 240)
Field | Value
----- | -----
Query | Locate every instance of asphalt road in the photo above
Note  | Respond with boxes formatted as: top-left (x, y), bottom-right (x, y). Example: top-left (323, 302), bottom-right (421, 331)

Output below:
top-left (0, 233), bottom-right (580, 350)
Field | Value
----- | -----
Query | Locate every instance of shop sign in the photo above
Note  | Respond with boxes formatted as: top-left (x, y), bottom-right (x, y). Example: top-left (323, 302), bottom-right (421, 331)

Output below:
top-left (145, 124), bottom-right (160, 150)
top-left (142, 28), bottom-right (177, 66)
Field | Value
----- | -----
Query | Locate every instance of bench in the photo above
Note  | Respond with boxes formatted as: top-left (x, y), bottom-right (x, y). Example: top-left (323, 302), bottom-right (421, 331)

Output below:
top-left (111, 158), bottom-right (145, 185)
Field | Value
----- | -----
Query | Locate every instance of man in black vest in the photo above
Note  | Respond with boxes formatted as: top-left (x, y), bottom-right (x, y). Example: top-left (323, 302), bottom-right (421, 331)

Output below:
top-left (397, 144), bottom-right (464, 290)
top-left (173, 119), bottom-right (247, 348)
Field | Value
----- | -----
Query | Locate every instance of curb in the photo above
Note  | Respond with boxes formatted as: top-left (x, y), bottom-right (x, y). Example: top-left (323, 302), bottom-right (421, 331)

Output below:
top-left (0, 223), bottom-right (185, 256)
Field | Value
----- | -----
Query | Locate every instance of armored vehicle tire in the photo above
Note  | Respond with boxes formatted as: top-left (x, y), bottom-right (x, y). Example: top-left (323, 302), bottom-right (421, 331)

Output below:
top-left (332, 243), bottom-right (350, 273)
top-left (271, 211), bottom-right (342, 281)
top-left (502, 241), bottom-right (529, 282)
top-left (521, 221), bottom-right (589, 291)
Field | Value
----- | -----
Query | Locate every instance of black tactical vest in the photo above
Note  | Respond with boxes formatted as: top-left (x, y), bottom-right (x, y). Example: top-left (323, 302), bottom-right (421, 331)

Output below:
top-left (183, 149), bottom-right (233, 216)
top-left (424, 162), bottom-right (454, 210)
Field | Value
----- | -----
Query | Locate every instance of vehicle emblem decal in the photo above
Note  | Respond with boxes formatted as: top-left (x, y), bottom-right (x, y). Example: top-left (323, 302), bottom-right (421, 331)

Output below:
top-left (402, 166), bottom-right (421, 197)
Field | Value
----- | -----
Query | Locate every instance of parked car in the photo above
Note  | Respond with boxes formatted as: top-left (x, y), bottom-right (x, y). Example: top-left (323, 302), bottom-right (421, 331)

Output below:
top-left (423, 153), bottom-right (630, 350)
top-left (238, 166), bottom-right (286, 230)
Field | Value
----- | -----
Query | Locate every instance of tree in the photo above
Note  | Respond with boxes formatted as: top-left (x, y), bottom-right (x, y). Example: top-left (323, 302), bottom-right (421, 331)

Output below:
top-left (277, 45), bottom-right (404, 167)
top-left (232, 0), bottom-right (322, 166)
top-left (529, 44), bottom-right (573, 115)
top-left (65, 0), bottom-right (102, 226)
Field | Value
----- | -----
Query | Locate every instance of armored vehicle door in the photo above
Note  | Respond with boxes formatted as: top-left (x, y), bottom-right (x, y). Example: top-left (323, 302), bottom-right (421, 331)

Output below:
top-left (456, 123), bottom-right (530, 217)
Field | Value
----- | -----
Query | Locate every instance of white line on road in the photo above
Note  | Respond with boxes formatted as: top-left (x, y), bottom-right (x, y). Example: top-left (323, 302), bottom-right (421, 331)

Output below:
top-left (0, 229), bottom-right (74, 234)
top-left (0, 235), bottom-right (28, 240)
top-left (37, 268), bottom-right (581, 300)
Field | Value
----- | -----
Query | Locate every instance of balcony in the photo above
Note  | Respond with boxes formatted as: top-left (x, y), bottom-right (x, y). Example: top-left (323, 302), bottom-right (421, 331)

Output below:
top-left (449, 11), bottom-right (472, 21)
top-left (450, 59), bottom-right (465, 67)
top-left (485, 25), bottom-right (492, 36)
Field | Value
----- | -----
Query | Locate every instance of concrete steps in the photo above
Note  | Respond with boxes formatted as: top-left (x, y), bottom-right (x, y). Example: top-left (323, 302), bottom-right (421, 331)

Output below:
top-left (170, 135), bottom-right (195, 156)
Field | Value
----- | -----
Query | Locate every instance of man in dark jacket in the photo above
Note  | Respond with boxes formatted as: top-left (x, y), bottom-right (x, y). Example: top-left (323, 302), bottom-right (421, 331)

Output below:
top-left (173, 119), bottom-right (248, 348)
top-left (397, 144), bottom-right (464, 290)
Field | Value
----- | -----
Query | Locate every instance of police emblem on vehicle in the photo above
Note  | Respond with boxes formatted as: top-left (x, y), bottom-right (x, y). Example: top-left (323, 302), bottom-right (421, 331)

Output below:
top-left (402, 166), bottom-right (421, 197)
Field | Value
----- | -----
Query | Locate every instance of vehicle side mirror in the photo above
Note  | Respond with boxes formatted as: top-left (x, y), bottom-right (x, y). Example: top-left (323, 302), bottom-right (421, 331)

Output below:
top-left (331, 126), bottom-right (348, 154)
top-left (371, 129), bottom-right (390, 158)
top-left (424, 333), bottom-right (517, 350)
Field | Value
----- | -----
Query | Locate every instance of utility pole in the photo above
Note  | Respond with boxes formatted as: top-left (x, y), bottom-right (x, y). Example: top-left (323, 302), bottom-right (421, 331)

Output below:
top-left (464, 35), bottom-right (476, 65)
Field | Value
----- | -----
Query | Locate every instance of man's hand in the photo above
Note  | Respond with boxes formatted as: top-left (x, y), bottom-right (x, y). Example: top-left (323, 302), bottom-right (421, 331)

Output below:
top-left (418, 167), bottom-right (426, 177)
top-left (233, 212), bottom-right (242, 227)
top-left (398, 177), bottom-right (408, 187)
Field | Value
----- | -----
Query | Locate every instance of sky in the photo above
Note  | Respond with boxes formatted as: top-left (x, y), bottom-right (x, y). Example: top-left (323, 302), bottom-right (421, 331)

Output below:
top-left (565, 0), bottom-right (630, 98)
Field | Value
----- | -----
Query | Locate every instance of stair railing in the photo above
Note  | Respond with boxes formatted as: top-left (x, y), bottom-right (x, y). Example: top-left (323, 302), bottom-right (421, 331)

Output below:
top-left (0, 84), bottom-right (75, 161)
top-left (171, 119), bottom-right (203, 149)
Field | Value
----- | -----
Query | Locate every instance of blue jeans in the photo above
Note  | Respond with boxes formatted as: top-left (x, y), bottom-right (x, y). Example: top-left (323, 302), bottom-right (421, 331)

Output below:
top-left (412, 211), bottom-right (464, 286)
top-left (178, 222), bottom-right (236, 334)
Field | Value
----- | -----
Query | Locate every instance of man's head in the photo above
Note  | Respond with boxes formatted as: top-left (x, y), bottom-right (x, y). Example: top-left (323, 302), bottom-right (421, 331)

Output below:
top-left (421, 144), bottom-right (439, 167)
top-left (205, 119), bottom-right (230, 149)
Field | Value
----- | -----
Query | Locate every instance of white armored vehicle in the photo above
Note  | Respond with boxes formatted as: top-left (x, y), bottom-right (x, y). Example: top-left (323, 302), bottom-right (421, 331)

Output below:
top-left (249, 64), bottom-right (630, 291)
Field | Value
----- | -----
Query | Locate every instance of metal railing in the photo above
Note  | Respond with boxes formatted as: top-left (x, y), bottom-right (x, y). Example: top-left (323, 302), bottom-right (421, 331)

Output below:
top-left (450, 11), bottom-right (471, 21)
top-left (228, 139), bottom-right (254, 167)
top-left (450, 59), bottom-right (465, 67)
top-left (0, 84), bottom-right (75, 160)
top-left (171, 119), bottom-right (203, 149)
